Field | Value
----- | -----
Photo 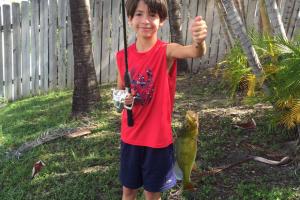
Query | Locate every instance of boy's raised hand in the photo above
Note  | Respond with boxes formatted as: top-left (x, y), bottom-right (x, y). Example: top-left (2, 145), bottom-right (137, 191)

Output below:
top-left (190, 16), bottom-right (207, 46)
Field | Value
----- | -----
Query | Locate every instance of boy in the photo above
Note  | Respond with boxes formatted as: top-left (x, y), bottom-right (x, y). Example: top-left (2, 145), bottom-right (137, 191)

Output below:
top-left (116, 0), bottom-right (207, 199)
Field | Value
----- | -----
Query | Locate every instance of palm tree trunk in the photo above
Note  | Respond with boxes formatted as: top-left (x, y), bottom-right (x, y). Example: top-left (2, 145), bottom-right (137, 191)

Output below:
top-left (69, 0), bottom-right (100, 116)
top-left (264, 0), bottom-right (288, 40)
top-left (168, 0), bottom-right (188, 73)
top-left (215, 0), bottom-right (234, 50)
top-left (221, 0), bottom-right (269, 94)
top-left (259, 0), bottom-right (273, 35)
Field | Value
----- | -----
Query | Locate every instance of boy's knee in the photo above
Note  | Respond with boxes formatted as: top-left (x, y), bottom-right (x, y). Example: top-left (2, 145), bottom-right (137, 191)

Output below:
top-left (144, 190), bottom-right (161, 200)
top-left (122, 186), bottom-right (138, 199)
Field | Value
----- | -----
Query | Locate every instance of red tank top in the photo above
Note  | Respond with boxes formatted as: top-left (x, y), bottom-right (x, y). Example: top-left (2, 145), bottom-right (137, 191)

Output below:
top-left (116, 40), bottom-right (177, 148)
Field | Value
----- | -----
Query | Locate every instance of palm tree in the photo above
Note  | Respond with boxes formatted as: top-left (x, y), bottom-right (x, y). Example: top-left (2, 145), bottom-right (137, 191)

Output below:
top-left (218, 0), bottom-right (269, 94)
top-left (263, 0), bottom-right (287, 40)
top-left (167, 0), bottom-right (188, 73)
top-left (69, 0), bottom-right (100, 117)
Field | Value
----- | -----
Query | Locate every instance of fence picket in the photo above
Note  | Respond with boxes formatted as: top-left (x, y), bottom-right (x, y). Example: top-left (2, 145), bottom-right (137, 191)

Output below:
top-left (282, 0), bottom-right (296, 32)
top-left (49, 0), bottom-right (58, 89)
top-left (110, 0), bottom-right (121, 83)
top-left (4, 5), bottom-right (13, 100)
top-left (58, 0), bottom-right (67, 88)
top-left (209, 3), bottom-right (221, 67)
top-left (92, 0), bottom-right (102, 82)
top-left (21, 2), bottom-right (30, 97)
top-left (66, 0), bottom-right (74, 88)
top-left (0, 7), bottom-right (3, 98)
top-left (31, 0), bottom-right (40, 95)
top-left (12, 3), bottom-right (21, 99)
top-left (40, 0), bottom-right (49, 92)
top-left (287, 0), bottom-right (300, 39)
top-left (100, 0), bottom-right (111, 83)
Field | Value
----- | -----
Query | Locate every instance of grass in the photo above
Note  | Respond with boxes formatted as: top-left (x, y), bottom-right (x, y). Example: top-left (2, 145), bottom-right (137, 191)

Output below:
top-left (1, 72), bottom-right (300, 199)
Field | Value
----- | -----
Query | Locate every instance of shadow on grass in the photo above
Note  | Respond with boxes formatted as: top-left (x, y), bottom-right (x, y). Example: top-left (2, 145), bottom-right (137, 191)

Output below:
top-left (0, 91), bottom-right (73, 148)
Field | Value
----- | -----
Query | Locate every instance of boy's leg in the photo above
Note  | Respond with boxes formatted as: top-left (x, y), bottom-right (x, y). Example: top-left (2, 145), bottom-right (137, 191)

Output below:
top-left (120, 142), bottom-right (143, 199)
top-left (143, 143), bottom-right (176, 193)
top-left (122, 186), bottom-right (138, 200)
top-left (144, 190), bottom-right (161, 200)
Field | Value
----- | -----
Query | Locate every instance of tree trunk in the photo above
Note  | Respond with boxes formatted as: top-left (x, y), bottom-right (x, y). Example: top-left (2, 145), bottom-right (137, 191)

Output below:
top-left (220, 0), bottom-right (269, 94)
top-left (168, 0), bottom-right (188, 73)
top-left (264, 0), bottom-right (288, 40)
top-left (259, 0), bottom-right (273, 35)
top-left (69, 0), bottom-right (100, 117)
top-left (215, 0), bottom-right (234, 50)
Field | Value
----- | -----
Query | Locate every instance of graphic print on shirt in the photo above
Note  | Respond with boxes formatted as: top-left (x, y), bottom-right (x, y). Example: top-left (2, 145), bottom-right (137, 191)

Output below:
top-left (130, 67), bottom-right (154, 105)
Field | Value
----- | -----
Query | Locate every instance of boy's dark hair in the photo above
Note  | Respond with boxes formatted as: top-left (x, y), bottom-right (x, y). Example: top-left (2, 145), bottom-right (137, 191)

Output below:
top-left (125, 0), bottom-right (168, 21)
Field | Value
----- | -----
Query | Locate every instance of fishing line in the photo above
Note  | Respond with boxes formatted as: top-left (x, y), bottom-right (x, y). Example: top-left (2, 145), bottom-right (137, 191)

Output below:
top-left (121, 0), bottom-right (134, 126)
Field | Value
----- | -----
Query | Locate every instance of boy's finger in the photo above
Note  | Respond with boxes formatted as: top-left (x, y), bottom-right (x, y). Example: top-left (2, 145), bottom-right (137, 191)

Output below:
top-left (194, 16), bottom-right (202, 22)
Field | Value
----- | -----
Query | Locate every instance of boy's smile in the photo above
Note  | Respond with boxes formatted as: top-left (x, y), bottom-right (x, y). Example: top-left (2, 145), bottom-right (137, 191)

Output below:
top-left (129, 0), bottom-right (164, 39)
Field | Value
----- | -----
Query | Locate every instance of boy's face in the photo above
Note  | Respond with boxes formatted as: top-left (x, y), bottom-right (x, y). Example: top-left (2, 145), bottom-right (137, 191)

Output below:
top-left (128, 0), bottom-right (164, 39)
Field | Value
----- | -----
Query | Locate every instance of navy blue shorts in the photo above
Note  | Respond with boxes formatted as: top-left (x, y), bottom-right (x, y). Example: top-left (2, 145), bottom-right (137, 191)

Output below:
top-left (120, 141), bottom-right (176, 192)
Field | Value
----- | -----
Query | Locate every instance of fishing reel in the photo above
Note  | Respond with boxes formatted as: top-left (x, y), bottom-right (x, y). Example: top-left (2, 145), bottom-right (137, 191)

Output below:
top-left (112, 89), bottom-right (135, 113)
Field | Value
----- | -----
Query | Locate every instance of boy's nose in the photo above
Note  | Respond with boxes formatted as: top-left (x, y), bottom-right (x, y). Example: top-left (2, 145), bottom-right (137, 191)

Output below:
top-left (142, 16), bottom-right (151, 23)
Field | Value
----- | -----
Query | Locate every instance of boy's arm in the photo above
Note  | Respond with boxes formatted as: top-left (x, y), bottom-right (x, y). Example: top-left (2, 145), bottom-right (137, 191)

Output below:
top-left (167, 16), bottom-right (207, 68)
top-left (117, 72), bottom-right (124, 90)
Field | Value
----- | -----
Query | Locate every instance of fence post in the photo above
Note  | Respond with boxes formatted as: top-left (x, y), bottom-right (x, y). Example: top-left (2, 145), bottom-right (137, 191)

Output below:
top-left (3, 5), bottom-right (13, 101)
top-left (12, 3), bottom-right (21, 100)
top-left (21, 1), bottom-right (30, 97)
top-left (0, 7), bottom-right (3, 98)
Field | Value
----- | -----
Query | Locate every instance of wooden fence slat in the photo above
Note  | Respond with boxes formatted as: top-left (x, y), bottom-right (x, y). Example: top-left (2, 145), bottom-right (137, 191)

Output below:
top-left (0, 7), bottom-right (3, 98)
top-left (66, 0), bottom-right (74, 88)
top-left (40, 0), bottom-right (49, 92)
top-left (287, 0), bottom-right (300, 39)
top-left (49, 0), bottom-right (58, 89)
top-left (58, 0), bottom-right (67, 88)
top-left (12, 3), bottom-right (21, 99)
top-left (160, 16), bottom-right (170, 42)
top-left (181, 0), bottom-right (190, 45)
top-left (101, 0), bottom-right (111, 83)
top-left (184, 0), bottom-right (197, 71)
top-left (92, 0), bottom-right (102, 82)
top-left (31, 0), bottom-right (40, 95)
top-left (110, 0), bottom-right (121, 82)
top-left (246, 0), bottom-right (258, 31)
top-left (209, 4), bottom-right (221, 67)
top-left (184, 0), bottom-right (199, 71)
top-left (21, 2), bottom-right (30, 97)
top-left (201, 0), bottom-right (214, 69)
top-left (4, 5), bottom-right (13, 100)
top-left (278, 0), bottom-right (287, 15)
top-left (282, 0), bottom-right (296, 32)
top-left (293, 5), bottom-right (300, 39)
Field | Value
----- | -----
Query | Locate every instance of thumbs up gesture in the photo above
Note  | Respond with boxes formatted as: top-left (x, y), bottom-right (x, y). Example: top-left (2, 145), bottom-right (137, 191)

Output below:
top-left (190, 16), bottom-right (207, 46)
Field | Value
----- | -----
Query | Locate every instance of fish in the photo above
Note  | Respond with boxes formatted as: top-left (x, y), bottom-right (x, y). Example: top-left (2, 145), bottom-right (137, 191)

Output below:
top-left (175, 110), bottom-right (199, 190)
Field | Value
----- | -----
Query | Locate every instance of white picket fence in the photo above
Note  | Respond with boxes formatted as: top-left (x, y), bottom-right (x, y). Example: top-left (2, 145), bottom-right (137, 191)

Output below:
top-left (0, 0), bottom-right (299, 101)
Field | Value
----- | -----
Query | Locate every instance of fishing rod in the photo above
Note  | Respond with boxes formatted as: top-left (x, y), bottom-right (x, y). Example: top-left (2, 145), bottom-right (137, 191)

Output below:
top-left (121, 0), bottom-right (134, 126)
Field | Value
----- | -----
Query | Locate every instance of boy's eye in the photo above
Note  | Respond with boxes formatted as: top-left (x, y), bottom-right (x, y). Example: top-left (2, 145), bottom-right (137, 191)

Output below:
top-left (135, 13), bottom-right (141, 16)
top-left (149, 13), bottom-right (157, 17)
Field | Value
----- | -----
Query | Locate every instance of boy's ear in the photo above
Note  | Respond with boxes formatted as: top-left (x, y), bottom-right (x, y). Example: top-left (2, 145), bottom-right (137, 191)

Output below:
top-left (159, 21), bottom-right (165, 27)
top-left (128, 17), bottom-right (132, 27)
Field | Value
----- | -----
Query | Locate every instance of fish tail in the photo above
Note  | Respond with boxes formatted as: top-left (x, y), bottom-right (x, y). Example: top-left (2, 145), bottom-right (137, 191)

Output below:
top-left (183, 181), bottom-right (195, 191)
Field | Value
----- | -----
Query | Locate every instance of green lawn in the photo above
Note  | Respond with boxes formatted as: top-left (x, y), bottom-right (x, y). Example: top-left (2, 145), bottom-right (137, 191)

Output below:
top-left (0, 74), bottom-right (299, 199)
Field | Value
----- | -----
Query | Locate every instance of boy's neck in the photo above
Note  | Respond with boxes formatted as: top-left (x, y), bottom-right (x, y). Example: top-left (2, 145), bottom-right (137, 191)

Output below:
top-left (135, 36), bottom-right (158, 52)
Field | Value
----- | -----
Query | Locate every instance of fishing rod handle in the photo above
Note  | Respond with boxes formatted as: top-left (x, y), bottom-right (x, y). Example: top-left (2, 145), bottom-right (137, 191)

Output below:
top-left (125, 87), bottom-right (134, 127)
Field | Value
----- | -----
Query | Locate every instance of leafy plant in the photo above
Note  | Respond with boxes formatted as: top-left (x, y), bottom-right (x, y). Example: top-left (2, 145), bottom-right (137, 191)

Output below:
top-left (219, 32), bottom-right (300, 129)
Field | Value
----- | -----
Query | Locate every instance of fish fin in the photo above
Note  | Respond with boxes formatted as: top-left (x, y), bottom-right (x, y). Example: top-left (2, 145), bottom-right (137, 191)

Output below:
top-left (192, 163), bottom-right (198, 171)
top-left (174, 161), bottom-right (183, 180)
top-left (183, 182), bottom-right (195, 191)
